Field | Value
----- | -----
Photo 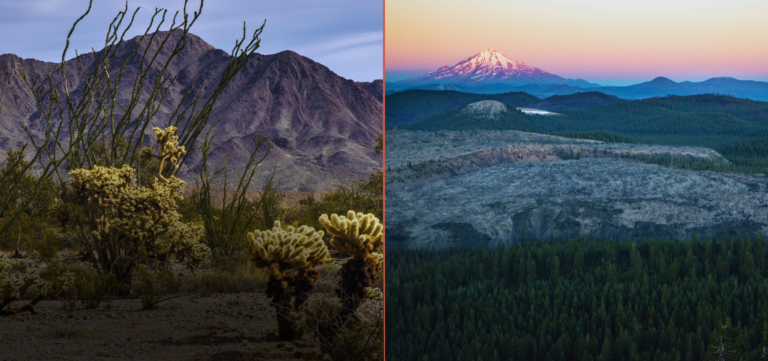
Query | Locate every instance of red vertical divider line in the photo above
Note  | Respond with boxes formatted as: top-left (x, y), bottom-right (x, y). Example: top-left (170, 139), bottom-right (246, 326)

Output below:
top-left (381, 0), bottom-right (387, 358)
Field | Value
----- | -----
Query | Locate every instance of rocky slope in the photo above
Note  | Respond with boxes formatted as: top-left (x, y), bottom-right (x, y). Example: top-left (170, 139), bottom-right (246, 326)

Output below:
top-left (0, 31), bottom-right (383, 191)
top-left (385, 129), bottom-right (768, 250)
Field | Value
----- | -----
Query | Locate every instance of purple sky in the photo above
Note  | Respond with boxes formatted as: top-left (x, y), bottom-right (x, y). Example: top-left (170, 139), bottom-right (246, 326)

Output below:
top-left (0, 0), bottom-right (382, 81)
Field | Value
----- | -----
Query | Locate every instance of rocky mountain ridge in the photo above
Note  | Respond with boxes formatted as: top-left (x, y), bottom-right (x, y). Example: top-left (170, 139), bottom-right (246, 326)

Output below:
top-left (0, 31), bottom-right (383, 191)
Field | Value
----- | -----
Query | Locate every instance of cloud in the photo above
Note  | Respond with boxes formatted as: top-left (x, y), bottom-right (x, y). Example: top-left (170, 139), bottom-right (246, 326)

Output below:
top-left (296, 31), bottom-right (382, 56)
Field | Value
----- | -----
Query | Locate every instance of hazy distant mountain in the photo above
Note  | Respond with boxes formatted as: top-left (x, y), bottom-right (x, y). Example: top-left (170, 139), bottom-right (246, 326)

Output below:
top-left (0, 31), bottom-right (383, 191)
top-left (391, 49), bottom-right (597, 90)
top-left (587, 77), bottom-right (768, 101)
top-left (387, 76), bottom-right (768, 102)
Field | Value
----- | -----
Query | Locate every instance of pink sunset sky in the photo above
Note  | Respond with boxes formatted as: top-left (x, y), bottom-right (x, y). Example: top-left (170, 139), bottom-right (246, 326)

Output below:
top-left (385, 0), bottom-right (768, 86)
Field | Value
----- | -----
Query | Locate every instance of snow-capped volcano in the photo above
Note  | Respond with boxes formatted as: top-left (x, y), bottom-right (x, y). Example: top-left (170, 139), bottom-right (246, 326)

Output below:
top-left (398, 48), bottom-right (594, 87)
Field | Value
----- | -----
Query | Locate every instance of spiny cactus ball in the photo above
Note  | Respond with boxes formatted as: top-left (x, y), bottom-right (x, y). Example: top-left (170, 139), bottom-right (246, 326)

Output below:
top-left (318, 211), bottom-right (383, 261)
top-left (247, 221), bottom-right (334, 282)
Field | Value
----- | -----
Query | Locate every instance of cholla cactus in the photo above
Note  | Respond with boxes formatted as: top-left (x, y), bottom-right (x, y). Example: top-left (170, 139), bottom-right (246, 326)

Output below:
top-left (138, 126), bottom-right (186, 179)
top-left (318, 211), bottom-right (383, 323)
top-left (55, 126), bottom-right (210, 286)
top-left (319, 212), bottom-right (383, 260)
top-left (1, 254), bottom-right (73, 315)
top-left (247, 221), bottom-right (334, 340)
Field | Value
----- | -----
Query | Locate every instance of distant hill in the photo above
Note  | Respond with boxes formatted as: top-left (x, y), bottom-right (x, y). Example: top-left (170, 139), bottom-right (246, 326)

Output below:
top-left (530, 91), bottom-right (626, 111)
top-left (590, 77), bottom-right (768, 101)
top-left (385, 81), bottom-right (586, 97)
top-left (386, 77), bottom-right (768, 102)
top-left (385, 90), bottom-right (540, 127)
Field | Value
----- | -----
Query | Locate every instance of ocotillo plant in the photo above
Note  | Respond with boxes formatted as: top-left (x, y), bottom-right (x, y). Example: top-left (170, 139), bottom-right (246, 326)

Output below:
top-left (319, 211), bottom-right (383, 323)
top-left (1, 254), bottom-right (73, 316)
top-left (54, 126), bottom-right (210, 286)
top-left (247, 221), bottom-right (334, 340)
top-left (10, 0), bottom-right (266, 250)
top-left (195, 126), bottom-right (273, 265)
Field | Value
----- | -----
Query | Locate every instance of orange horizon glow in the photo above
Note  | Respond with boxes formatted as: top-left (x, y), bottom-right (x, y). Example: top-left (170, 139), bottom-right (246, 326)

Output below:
top-left (386, 0), bottom-right (768, 84)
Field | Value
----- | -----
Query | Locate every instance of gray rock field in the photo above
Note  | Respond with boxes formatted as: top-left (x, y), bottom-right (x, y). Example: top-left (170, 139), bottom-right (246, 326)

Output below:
top-left (386, 129), bottom-right (768, 250)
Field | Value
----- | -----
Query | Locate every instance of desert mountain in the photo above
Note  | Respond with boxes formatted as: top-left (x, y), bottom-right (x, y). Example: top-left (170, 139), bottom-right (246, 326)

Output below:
top-left (0, 31), bottom-right (383, 191)
top-left (391, 49), bottom-right (596, 89)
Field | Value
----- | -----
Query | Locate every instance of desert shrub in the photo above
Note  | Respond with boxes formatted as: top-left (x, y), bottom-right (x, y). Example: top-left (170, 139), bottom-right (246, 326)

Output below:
top-left (314, 264), bottom-right (342, 293)
top-left (1, 254), bottom-right (73, 315)
top-left (184, 261), bottom-right (270, 294)
top-left (69, 268), bottom-right (120, 309)
top-left (26, 227), bottom-right (65, 262)
top-left (327, 318), bottom-right (384, 361)
top-left (247, 221), bottom-right (334, 340)
top-left (135, 266), bottom-right (183, 310)
top-left (298, 297), bottom-right (383, 361)
top-left (0, 148), bottom-right (57, 220)
top-left (0, 147), bottom-right (60, 256)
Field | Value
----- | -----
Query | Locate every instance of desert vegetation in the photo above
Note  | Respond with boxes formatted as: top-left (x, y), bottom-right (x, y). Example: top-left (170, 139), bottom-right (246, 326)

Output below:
top-left (0, 1), bottom-right (383, 360)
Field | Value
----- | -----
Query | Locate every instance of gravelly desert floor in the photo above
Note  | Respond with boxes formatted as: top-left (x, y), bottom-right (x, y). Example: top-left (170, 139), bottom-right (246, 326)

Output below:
top-left (385, 130), bottom-right (768, 249)
top-left (0, 255), bottom-right (382, 361)
top-left (1, 293), bottom-right (382, 361)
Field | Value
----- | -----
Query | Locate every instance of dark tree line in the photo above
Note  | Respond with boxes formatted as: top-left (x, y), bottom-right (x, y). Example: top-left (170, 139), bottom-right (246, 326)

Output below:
top-left (386, 236), bottom-right (768, 361)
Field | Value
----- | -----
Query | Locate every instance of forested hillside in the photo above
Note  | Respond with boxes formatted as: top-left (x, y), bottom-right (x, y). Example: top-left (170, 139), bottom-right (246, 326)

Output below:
top-left (386, 237), bottom-right (768, 361)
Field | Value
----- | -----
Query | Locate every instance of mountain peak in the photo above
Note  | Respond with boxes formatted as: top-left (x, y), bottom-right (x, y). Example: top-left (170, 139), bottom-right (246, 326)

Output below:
top-left (396, 49), bottom-right (571, 87)
top-left (649, 76), bottom-right (676, 84)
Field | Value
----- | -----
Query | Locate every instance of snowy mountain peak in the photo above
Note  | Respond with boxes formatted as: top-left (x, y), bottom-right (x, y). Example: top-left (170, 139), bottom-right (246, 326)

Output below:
top-left (399, 48), bottom-right (570, 86)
